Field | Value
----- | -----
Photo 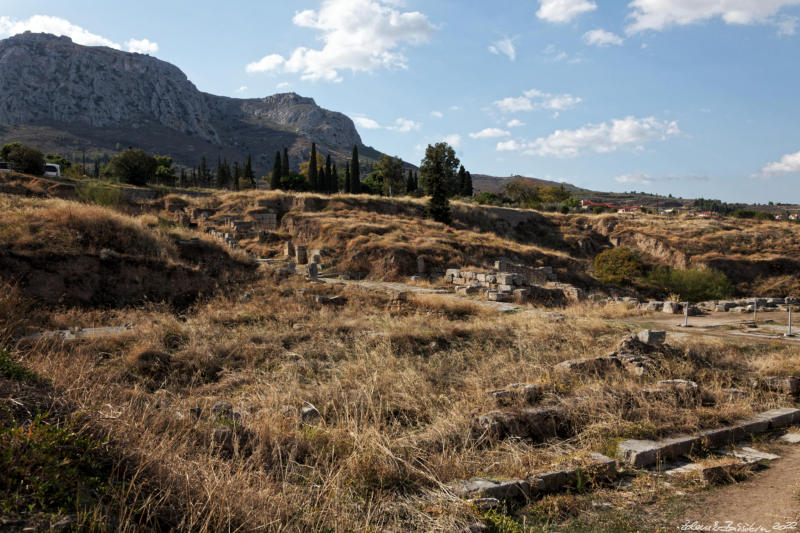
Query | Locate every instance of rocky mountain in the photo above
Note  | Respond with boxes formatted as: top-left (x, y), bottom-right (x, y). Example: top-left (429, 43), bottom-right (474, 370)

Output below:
top-left (0, 32), bottom-right (380, 174)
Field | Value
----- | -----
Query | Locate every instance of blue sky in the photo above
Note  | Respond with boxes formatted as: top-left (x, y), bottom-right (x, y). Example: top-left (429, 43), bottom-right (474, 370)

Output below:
top-left (1, 0), bottom-right (800, 203)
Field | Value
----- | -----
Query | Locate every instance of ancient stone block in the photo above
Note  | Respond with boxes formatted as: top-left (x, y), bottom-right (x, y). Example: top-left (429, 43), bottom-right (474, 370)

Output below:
top-left (553, 357), bottom-right (622, 376)
top-left (637, 330), bottom-right (666, 346)
top-left (307, 262), bottom-right (319, 280)
top-left (284, 240), bottom-right (294, 257)
top-left (295, 245), bottom-right (308, 265)
top-left (473, 407), bottom-right (566, 442)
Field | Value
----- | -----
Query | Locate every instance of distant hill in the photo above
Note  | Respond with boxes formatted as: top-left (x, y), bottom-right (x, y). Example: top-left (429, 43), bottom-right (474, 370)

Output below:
top-left (0, 32), bottom-right (387, 175)
top-left (472, 174), bottom-right (698, 208)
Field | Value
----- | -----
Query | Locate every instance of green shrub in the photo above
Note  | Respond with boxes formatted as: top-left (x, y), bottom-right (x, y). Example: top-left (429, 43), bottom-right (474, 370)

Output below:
top-left (76, 183), bottom-right (123, 207)
top-left (474, 192), bottom-right (502, 205)
top-left (0, 349), bottom-right (41, 383)
top-left (1, 142), bottom-right (45, 175)
top-left (645, 266), bottom-right (733, 302)
top-left (593, 248), bottom-right (643, 284)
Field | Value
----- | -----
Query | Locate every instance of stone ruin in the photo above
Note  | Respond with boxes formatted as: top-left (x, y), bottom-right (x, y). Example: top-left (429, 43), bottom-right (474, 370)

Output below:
top-left (443, 259), bottom-right (585, 306)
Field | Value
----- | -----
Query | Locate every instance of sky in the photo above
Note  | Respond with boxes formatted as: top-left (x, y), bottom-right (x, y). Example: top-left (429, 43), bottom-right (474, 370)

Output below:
top-left (1, 0), bottom-right (800, 203)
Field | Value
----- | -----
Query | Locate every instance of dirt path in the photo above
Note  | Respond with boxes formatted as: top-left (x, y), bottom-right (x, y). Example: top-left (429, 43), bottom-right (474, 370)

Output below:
top-left (677, 446), bottom-right (800, 531)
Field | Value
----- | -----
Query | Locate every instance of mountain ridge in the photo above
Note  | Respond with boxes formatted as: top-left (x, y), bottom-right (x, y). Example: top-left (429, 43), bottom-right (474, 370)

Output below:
top-left (0, 32), bottom-right (384, 174)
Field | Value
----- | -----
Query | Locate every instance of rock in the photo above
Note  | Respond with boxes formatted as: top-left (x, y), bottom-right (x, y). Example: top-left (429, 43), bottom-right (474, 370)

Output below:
top-left (416, 257), bottom-right (426, 274)
top-left (662, 302), bottom-right (683, 314)
top-left (473, 407), bottom-right (566, 442)
top-left (451, 478), bottom-right (532, 503)
top-left (300, 402), bottom-right (321, 423)
top-left (645, 301), bottom-right (664, 311)
top-left (211, 401), bottom-right (233, 419)
top-left (758, 376), bottom-right (800, 395)
top-left (553, 357), bottom-right (622, 376)
top-left (458, 286), bottom-right (480, 296)
top-left (211, 425), bottom-right (234, 451)
top-left (637, 330), bottom-right (666, 346)
top-left (487, 291), bottom-right (511, 302)
top-left (307, 262), bottom-right (319, 280)
top-left (512, 288), bottom-right (530, 303)
top-left (779, 433), bottom-right (800, 444)
top-left (722, 447), bottom-right (780, 465)
top-left (445, 269), bottom-right (461, 279)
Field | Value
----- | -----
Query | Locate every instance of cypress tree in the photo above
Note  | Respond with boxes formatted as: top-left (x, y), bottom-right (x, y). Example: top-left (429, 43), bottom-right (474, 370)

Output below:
top-left (344, 162), bottom-right (351, 193)
top-left (325, 154), bottom-right (332, 193)
top-left (331, 163), bottom-right (338, 193)
top-left (245, 154), bottom-right (255, 188)
top-left (282, 147), bottom-right (290, 177)
top-left (199, 156), bottom-right (208, 186)
top-left (427, 171), bottom-right (451, 224)
top-left (457, 165), bottom-right (467, 196)
top-left (233, 161), bottom-right (241, 191)
top-left (215, 156), bottom-right (224, 188)
top-left (271, 151), bottom-right (282, 190)
top-left (351, 145), bottom-right (360, 194)
top-left (464, 170), bottom-right (473, 197)
top-left (406, 168), bottom-right (415, 193)
top-left (309, 143), bottom-right (318, 191)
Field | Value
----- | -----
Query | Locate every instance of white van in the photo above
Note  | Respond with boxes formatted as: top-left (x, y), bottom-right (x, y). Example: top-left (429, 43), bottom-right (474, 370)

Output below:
top-left (43, 163), bottom-right (61, 177)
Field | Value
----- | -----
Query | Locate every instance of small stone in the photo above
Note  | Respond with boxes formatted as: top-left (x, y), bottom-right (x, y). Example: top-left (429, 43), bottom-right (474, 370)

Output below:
top-left (300, 402), bottom-right (321, 423)
top-left (212, 401), bottom-right (233, 419)
top-left (779, 433), bottom-right (800, 444)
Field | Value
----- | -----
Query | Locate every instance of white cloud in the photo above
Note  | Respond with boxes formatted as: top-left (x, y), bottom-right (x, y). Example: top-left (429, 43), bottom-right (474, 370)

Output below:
top-left (443, 134), bottom-right (462, 148)
top-left (626, 0), bottom-right (800, 34)
top-left (0, 15), bottom-right (119, 47)
top-left (615, 172), bottom-right (709, 184)
top-left (760, 150), bottom-right (800, 176)
top-left (537, 0), bottom-right (597, 23)
top-left (0, 14), bottom-right (161, 55)
top-left (495, 89), bottom-right (582, 114)
top-left (542, 43), bottom-right (583, 64)
top-left (494, 96), bottom-right (534, 113)
top-left (469, 128), bottom-right (511, 139)
top-left (449, 105), bottom-right (461, 111)
top-left (497, 139), bottom-right (521, 151)
top-left (387, 117), bottom-right (421, 132)
top-left (276, 82), bottom-right (292, 90)
top-left (777, 15), bottom-right (799, 35)
top-left (498, 116), bottom-right (680, 158)
top-left (507, 119), bottom-right (526, 128)
top-left (583, 29), bottom-right (624, 47)
top-left (353, 116), bottom-right (382, 129)
top-left (245, 0), bottom-right (435, 82)
top-left (235, 86), bottom-right (248, 94)
top-left (125, 38), bottom-right (158, 54)
top-left (488, 37), bottom-right (516, 61)
top-left (430, 111), bottom-right (444, 118)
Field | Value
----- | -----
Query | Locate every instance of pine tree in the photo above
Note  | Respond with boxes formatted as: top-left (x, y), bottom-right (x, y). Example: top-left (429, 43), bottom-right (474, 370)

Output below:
top-left (309, 143), bottom-right (318, 191)
top-left (325, 154), bottom-right (332, 193)
top-left (233, 161), bottom-right (241, 191)
top-left (271, 151), bottom-right (282, 190)
top-left (406, 168), bottom-right (415, 194)
top-left (344, 162), bottom-right (351, 193)
top-left (351, 145), bottom-right (360, 194)
top-left (463, 171), bottom-right (473, 197)
top-left (282, 147), bottom-right (290, 178)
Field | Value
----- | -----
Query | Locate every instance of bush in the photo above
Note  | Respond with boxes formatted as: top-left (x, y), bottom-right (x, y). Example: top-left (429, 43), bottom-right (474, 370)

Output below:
top-left (645, 266), bottom-right (733, 302)
top-left (76, 183), bottom-right (123, 207)
top-left (1, 142), bottom-right (45, 175)
top-left (107, 149), bottom-right (157, 186)
top-left (594, 248), bottom-right (643, 284)
top-left (474, 192), bottom-right (502, 206)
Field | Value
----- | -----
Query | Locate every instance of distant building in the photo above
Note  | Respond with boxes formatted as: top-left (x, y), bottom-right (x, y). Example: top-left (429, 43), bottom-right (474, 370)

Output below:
top-left (580, 200), bottom-right (642, 212)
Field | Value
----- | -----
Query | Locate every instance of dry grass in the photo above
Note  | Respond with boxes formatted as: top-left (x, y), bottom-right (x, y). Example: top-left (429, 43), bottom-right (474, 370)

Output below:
top-left (3, 270), bottom-right (792, 531)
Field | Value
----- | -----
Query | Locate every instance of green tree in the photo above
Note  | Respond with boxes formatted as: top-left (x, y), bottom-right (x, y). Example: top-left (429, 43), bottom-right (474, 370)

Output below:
top-left (232, 161), bottom-right (241, 191)
top-left (351, 145), bottom-right (360, 194)
top-left (271, 151), bottom-right (282, 190)
top-left (457, 165), bottom-right (467, 196)
top-left (419, 142), bottom-right (460, 197)
top-left (406, 168), bottom-right (416, 194)
top-left (331, 163), bottom-right (338, 193)
top-left (344, 162), bottom-right (351, 193)
top-left (375, 154), bottom-right (405, 196)
top-left (154, 155), bottom-right (174, 186)
top-left (282, 147), bottom-right (290, 178)
top-left (463, 170), bottom-right (473, 197)
top-left (593, 248), bottom-right (643, 285)
top-left (1, 142), bottom-right (45, 175)
top-left (244, 154), bottom-right (255, 188)
top-left (645, 266), bottom-right (733, 302)
top-left (308, 143), bottom-right (318, 191)
top-left (427, 168), bottom-right (451, 224)
top-left (45, 153), bottom-right (71, 169)
top-left (107, 149), bottom-right (156, 186)
top-left (199, 156), bottom-right (210, 186)
top-left (325, 154), bottom-right (333, 193)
